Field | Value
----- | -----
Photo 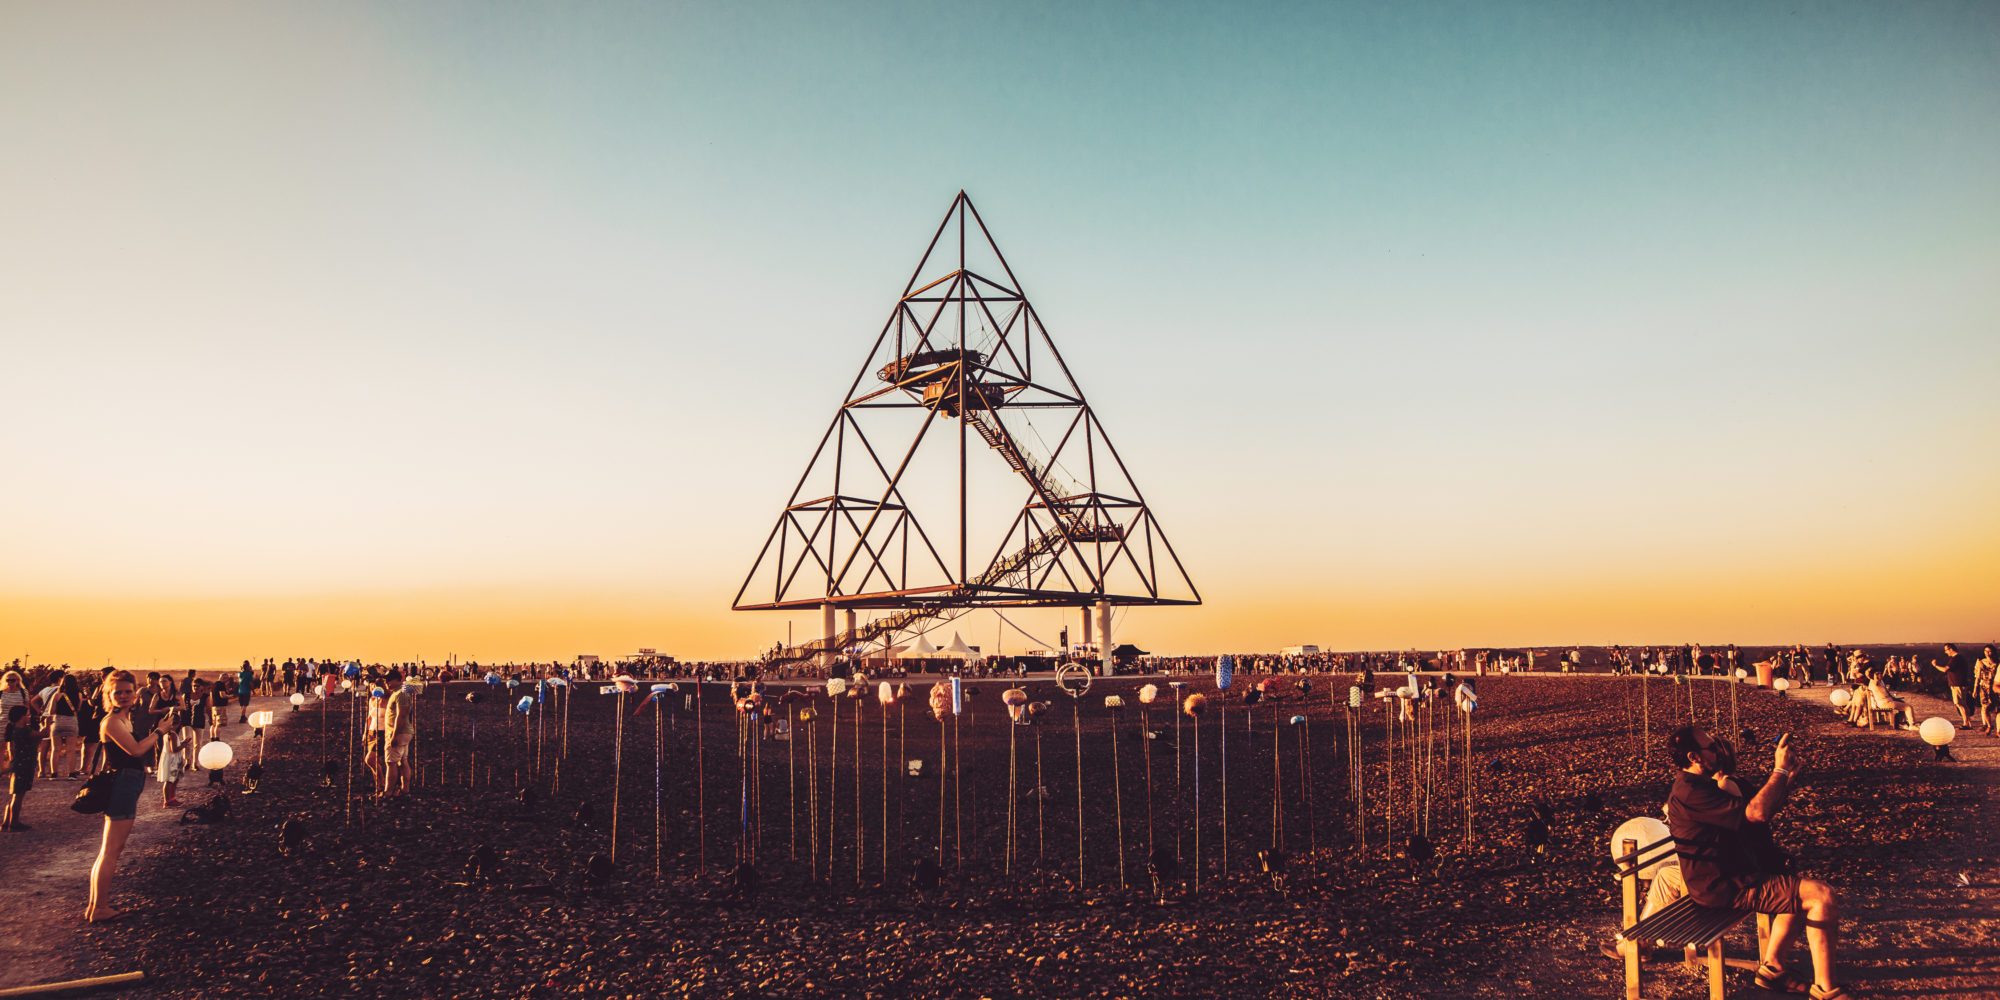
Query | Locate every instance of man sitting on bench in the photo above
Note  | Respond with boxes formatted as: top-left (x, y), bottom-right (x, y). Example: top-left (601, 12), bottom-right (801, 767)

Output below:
top-left (1667, 725), bottom-right (1852, 999)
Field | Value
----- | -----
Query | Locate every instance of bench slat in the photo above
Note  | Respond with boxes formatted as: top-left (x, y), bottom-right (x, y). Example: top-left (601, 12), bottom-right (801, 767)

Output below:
top-left (1619, 897), bottom-right (1751, 949)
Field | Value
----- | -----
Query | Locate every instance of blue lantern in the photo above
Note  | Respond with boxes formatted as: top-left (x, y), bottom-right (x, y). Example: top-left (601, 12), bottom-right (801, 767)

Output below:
top-left (1216, 654), bottom-right (1234, 691)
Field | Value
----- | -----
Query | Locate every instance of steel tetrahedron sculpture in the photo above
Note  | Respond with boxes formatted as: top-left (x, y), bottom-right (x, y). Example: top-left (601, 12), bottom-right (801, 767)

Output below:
top-left (735, 192), bottom-right (1198, 667)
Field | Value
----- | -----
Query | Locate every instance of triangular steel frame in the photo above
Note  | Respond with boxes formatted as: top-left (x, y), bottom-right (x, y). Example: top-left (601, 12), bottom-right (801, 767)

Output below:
top-left (734, 193), bottom-right (1199, 655)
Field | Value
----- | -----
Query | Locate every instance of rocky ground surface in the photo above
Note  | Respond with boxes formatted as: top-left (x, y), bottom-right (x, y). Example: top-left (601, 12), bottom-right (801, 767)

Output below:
top-left (7, 672), bottom-right (1993, 998)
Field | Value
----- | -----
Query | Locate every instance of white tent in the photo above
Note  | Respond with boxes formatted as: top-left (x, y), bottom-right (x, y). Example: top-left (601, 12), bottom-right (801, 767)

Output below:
top-left (898, 634), bottom-right (940, 658)
top-left (940, 632), bottom-right (977, 659)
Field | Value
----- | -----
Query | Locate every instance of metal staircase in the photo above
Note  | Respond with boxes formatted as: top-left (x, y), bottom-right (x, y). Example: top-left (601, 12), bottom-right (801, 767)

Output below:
top-left (762, 353), bottom-right (1119, 666)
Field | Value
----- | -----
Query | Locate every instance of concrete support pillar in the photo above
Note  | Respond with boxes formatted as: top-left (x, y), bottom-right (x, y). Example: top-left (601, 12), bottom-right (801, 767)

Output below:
top-left (1080, 607), bottom-right (1093, 651)
top-left (843, 608), bottom-right (857, 668)
top-left (1096, 599), bottom-right (1113, 676)
top-left (820, 602), bottom-right (837, 672)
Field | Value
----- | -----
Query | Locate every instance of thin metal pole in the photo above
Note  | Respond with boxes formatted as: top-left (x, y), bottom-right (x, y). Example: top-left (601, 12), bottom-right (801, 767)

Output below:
top-left (953, 706), bottom-right (963, 871)
top-left (1141, 704), bottom-right (1155, 859)
top-left (696, 680), bottom-right (707, 870)
top-left (612, 690), bottom-right (625, 862)
top-left (1073, 698), bottom-right (1085, 891)
top-left (1110, 705), bottom-right (1126, 888)
top-left (655, 697), bottom-right (664, 880)
top-left (789, 704), bottom-right (798, 861)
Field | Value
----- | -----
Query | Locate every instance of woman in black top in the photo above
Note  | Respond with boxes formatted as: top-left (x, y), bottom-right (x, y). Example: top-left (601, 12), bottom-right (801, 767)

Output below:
top-left (3, 706), bottom-right (38, 831)
top-left (90, 670), bottom-right (175, 923)
top-left (49, 674), bottom-right (83, 779)
top-left (76, 675), bottom-right (102, 778)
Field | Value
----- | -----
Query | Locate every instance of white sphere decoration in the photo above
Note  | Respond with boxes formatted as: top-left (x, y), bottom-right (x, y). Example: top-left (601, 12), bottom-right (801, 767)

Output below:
top-left (1734, 668), bottom-right (1749, 680)
top-left (1773, 678), bottom-right (1791, 692)
top-left (197, 740), bottom-right (234, 771)
top-left (248, 710), bottom-right (274, 729)
top-left (1919, 717), bottom-right (1957, 747)
top-left (1609, 816), bottom-right (1673, 879)
top-left (1828, 688), bottom-right (1853, 708)
top-left (289, 693), bottom-right (305, 706)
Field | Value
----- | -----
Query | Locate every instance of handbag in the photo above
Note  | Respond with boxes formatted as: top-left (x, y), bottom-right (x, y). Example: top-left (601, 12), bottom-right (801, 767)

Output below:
top-left (72, 770), bottom-right (117, 814)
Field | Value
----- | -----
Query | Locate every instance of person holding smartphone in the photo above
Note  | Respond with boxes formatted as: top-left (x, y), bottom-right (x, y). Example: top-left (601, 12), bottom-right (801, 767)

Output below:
top-left (89, 669), bottom-right (176, 923)
top-left (1667, 726), bottom-right (1850, 999)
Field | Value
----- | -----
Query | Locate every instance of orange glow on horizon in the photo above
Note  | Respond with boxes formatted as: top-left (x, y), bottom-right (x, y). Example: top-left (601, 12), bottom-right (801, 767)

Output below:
top-left (8, 534), bottom-right (1995, 671)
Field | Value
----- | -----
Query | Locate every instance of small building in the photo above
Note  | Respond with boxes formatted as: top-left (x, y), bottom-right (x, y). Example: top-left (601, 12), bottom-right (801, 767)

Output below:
top-left (1280, 645), bottom-right (1320, 657)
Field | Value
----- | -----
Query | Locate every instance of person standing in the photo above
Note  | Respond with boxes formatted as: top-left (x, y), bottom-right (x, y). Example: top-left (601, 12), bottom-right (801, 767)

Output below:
top-left (90, 670), bottom-right (177, 922)
top-left (363, 686), bottom-right (387, 796)
top-left (1978, 646), bottom-right (2000, 737)
top-left (382, 672), bottom-right (415, 800)
top-left (1932, 643), bottom-right (1974, 728)
top-left (46, 674), bottom-right (83, 780)
top-left (237, 662), bottom-right (256, 723)
top-left (1666, 726), bottom-right (1849, 999)
top-left (3, 706), bottom-right (38, 831)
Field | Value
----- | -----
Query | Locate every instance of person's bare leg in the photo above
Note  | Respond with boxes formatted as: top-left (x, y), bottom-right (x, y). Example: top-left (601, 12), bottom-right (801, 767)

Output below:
top-left (1799, 879), bottom-right (1838, 990)
top-left (88, 818), bottom-right (132, 921)
top-left (1762, 912), bottom-right (1798, 969)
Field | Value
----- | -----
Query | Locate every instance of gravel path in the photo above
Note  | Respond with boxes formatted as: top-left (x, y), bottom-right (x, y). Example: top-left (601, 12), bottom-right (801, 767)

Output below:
top-left (0, 695), bottom-right (295, 992)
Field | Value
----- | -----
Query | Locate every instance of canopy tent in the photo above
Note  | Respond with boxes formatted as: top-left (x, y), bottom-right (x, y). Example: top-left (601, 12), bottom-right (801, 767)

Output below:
top-left (940, 632), bottom-right (978, 659)
top-left (897, 634), bottom-right (941, 658)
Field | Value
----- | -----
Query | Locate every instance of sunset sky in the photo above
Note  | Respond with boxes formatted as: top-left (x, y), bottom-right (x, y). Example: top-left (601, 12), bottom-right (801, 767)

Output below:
top-left (4, 2), bottom-right (1997, 668)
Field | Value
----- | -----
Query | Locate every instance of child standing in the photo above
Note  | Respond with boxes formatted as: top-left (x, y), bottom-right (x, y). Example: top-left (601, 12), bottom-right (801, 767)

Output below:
top-left (157, 710), bottom-right (185, 808)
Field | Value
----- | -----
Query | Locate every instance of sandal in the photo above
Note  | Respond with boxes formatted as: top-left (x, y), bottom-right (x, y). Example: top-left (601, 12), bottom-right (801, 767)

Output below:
top-left (1809, 985), bottom-right (1854, 1000)
top-left (1756, 962), bottom-right (1813, 994)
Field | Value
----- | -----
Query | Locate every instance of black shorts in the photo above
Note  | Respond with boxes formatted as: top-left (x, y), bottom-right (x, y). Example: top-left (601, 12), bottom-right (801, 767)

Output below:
top-left (1730, 873), bottom-right (1804, 915)
top-left (9, 770), bottom-right (32, 796)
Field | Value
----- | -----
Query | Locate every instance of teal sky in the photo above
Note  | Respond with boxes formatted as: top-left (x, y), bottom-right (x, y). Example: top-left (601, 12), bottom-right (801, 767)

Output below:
top-left (3, 2), bottom-right (1997, 664)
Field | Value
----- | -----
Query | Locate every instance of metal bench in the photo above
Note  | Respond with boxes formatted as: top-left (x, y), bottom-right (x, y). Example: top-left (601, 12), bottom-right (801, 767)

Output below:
top-left (1612, 835), bottom-right (1770, 1000)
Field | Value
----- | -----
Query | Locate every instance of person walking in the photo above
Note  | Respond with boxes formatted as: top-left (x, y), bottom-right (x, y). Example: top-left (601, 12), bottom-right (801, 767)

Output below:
top-left (90, 669), bottom-right (177, 923)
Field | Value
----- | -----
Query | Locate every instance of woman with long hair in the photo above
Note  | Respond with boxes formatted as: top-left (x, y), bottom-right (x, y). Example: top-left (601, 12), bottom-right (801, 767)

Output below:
top-left (89, 669), bottom-right (176, 923)
top-left (48, 673), bottom-right (83, 780)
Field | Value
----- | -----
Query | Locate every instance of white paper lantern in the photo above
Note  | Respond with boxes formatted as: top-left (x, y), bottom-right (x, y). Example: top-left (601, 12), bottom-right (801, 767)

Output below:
top-left (248, 710), bottom-right (274, 729)
top-left (1734, 668), bottom-right (1749, 680)
top-left (1919, 717), bottom-right (1957, 747)
top-left (1773, 678), bottom-right (1791, 692)
top-left (289, 693), bottom-right (305, 706)
top-left (339, 679), bottom-right (353, 692)
top-left (1104, 695), bottom-right (1125, 709)
top-left (1827, 688), bottom-right (1853, 708)
top-left (198, 740), bottom-right (234, 771)
top-left (1610, 816), bottom-right (1672, 879)
top-left (826, 677), bottom-right (849, 697)
top-left (1138, 683), bottom-right (1159, 705)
